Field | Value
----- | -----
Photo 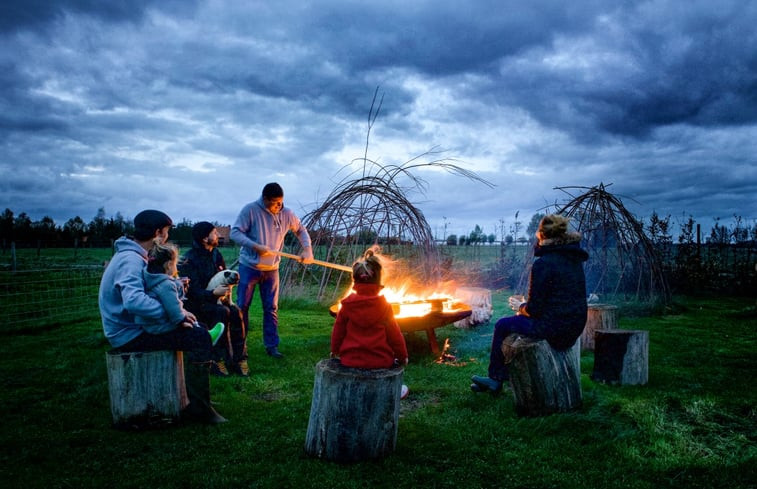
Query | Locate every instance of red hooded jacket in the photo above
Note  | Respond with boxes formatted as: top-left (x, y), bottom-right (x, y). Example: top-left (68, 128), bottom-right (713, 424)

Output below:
top-left (331, 283), bottom-right (408, 369)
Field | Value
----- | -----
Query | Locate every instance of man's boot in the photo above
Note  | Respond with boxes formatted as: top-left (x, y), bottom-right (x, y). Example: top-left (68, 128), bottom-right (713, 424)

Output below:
top-left (183, 362), bottom-right (227, 424)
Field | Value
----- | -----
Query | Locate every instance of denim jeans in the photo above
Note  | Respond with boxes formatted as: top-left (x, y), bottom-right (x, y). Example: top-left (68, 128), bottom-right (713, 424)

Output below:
top-left (488, 314), bottom-right (539, 381)
top-left (237, 263), bottom-right (280, 349)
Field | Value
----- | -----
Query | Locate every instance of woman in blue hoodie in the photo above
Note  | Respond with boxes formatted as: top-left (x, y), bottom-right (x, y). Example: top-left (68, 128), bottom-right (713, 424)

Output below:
top-left (471, 214), bottom-right (589, 394)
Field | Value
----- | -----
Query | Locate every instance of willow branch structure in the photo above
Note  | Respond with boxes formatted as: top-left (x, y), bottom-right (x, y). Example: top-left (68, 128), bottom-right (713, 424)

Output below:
top-left (280, 89), bottom-right (493, 302)
top-left (548, 183), bottom-right (671, 304)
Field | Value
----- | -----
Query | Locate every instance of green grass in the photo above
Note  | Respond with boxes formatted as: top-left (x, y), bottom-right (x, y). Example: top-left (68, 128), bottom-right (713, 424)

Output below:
top-left (0, 289), bottom-right (755, 489)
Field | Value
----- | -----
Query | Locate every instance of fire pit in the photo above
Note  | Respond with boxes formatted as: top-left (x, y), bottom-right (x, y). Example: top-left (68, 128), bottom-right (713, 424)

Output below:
top-left (329, 298), bottom-right (472, 354)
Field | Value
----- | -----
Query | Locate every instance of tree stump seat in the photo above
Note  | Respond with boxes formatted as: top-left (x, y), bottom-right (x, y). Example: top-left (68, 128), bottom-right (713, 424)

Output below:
top-left (581, 304), bottom-right (618, 351)
top-left (501, 334), bottom-right (582, 417)
top-left (591, 329), bottom-right (649, 385)
top-left (105, 350), bottom-right (188, 430)
top-left (304, 358), bottom-right (403, 463)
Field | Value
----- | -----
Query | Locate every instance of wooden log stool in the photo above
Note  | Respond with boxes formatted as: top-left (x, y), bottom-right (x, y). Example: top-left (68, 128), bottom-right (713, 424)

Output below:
top-left (502, 334), bottom-right (582, 417)
top-left (105, 350), bottom-right (189, 429)
top-left (304, 358), bottom-right (403, 463)
top-left (581, 304), bottom-right (618, 351)
top-left (591, 329), bottom-right (649, 385)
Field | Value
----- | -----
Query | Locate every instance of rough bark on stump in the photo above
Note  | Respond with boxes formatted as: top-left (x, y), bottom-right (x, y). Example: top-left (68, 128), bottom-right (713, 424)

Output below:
top-left (304, 358), bottom-right (403, 463)
top-left (453, 287), bottom-right (493, 328)
top-left (591, 329), bottom-right (649, 385)
top-left (502, 334), bottom-right (582, 417)
top-left (106, 350), bottom-right (188, 429)
top-left (581, 304), bottom-right (618, 351)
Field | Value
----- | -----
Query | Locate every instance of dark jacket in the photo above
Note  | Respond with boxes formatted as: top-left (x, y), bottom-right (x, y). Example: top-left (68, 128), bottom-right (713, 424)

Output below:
top-left (178, 241), bottom-right (227, 314)
top-left (521, 236), bottom-right (589, 350)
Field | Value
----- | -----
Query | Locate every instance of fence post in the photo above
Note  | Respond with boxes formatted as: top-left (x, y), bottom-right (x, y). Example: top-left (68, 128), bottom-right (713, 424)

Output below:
top-left (11, 242), bottom-right (16, 271)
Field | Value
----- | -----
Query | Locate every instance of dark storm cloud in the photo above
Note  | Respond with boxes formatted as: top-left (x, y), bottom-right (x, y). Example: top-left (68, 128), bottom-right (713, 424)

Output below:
top-left (0, 0), bottom-right (198, 32)
top-left (0, 0), bottom-right (754, 236)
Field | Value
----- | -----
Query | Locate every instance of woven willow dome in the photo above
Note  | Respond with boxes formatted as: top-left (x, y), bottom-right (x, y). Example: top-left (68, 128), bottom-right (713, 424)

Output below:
top-left (280, 91), bottom-right (492, 302)
top-left (549, 183), bottom-right (671, 304)
top-left (280, 152), bottom-right (492, 302)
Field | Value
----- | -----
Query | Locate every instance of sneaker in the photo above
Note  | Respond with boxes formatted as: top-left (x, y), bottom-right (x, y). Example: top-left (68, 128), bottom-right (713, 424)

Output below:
top-left (208, 322), bottom-right (225, 347)
top-left (210, 360), bottom-right (229, 377)
top-left (266, 347), bottom-right (284, 359)
top-left (234, 360), bottom-right (250, 377)
top-left (400, 384), bottom-right (409, 400)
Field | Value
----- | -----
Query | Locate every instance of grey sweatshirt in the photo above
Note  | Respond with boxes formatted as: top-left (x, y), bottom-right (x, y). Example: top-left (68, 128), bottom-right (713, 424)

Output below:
top-left (231, 197), bottom-right (312, 271)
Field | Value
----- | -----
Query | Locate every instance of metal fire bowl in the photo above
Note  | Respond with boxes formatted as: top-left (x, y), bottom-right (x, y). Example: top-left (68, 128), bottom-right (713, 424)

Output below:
top-left (328, 302), bottom-right (472, 333)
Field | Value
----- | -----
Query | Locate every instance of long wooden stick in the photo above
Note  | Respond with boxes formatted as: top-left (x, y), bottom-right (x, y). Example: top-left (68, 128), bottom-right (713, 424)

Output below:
top-left (272, 250), bottom-right (353, 273)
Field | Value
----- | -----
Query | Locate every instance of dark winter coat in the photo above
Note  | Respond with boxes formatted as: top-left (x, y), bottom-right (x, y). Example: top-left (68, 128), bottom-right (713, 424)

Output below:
top-left (178, 241), bottom-right (227, 314)
top-left (520, 235), bottom-right (589, 350)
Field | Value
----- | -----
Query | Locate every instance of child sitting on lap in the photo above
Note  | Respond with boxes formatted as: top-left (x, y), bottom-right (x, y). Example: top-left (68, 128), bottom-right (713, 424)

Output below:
top-left (140, 240), bottom-right (223, 345)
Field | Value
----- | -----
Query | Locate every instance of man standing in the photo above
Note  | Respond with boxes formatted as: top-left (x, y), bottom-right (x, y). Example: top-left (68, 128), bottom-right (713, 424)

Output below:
top-left (98, 209), bottom-right (226, 423)
top-left (180, 221), bottom-right (248, 377)
top-left (231, 182), bottom-right (313, 358)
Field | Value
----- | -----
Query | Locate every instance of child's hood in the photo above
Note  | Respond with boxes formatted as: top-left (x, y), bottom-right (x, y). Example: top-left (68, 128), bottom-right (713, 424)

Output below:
top-left (340, 288), bottom-right (391, 325)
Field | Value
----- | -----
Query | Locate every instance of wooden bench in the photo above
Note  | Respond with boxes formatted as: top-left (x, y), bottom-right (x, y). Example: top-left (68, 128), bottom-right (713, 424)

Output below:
top-left (591, 329), bottom-right (649, 385)
top-left (304, 358), bottom-right (403, 463)
top-left (105, 350), bottom-right (188, 429)
top-left (502, 334), bottom-right (582, 416)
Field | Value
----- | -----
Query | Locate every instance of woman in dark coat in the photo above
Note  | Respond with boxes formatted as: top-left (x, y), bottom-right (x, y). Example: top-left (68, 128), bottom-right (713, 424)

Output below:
top-left (471, 214), bottom-right (589, 393)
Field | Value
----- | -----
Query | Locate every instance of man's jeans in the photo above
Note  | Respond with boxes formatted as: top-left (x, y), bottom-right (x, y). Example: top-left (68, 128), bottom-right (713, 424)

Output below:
top-left (237, 264), bottom-right (280, 349)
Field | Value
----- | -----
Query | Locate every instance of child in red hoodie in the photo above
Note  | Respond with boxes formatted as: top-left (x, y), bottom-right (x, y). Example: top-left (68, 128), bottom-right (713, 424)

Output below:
top-left (331, 249), bottom-right (409, 396)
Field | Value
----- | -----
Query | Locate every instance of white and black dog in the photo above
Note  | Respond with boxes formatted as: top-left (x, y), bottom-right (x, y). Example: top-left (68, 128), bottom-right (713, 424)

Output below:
top-left (206, 269), bottom-right (240, 305)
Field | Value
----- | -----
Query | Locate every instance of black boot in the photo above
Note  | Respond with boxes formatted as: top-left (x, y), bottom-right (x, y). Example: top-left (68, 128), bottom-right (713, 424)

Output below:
top-left (183, 362), bottom-right (227, 424)
top-left (471, 375), bottom-right (503, 394)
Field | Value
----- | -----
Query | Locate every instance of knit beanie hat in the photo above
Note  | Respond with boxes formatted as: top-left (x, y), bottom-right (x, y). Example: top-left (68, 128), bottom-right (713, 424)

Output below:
top-left (133, 210), bottom-right (173, 241)
top-left (192, 221), bottom-right (216, 244)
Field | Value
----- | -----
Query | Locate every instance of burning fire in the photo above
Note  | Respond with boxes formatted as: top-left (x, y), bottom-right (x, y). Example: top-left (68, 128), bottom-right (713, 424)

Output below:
top-left (334, 245), bottom-right (466, 318)
top-left (334, 279), bottom-right (463, 318)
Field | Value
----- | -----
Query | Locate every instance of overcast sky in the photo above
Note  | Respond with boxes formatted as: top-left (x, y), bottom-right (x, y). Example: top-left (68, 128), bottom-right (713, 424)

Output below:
top-left (1, 0), bottom-right (755, 239)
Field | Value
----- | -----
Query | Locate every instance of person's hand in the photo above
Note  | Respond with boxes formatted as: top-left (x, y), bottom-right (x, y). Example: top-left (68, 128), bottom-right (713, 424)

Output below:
top-left (508, 295), bottom-right (525, 312)
top-left (253, 244), bottom-right (272, 256)
top-left (300, 249), bottom-right (314, 265)
top-left (403, 357), bottom-right (409, 366)
top-left (213, 285), bottom-right (229, 297)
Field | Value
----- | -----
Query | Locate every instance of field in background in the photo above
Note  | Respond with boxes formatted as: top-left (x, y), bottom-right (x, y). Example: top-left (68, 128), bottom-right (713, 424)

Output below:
top-left (0, 244), bottom-right (522, 334)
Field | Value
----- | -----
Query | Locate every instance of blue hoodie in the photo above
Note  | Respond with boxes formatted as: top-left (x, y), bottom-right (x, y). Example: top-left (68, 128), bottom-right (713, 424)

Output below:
top-left (231, 197), bottom-right (312, 271)
top-left (136, 269), bottom-right (188, 335)
top-left (98, 236), bottom-right (166, 348)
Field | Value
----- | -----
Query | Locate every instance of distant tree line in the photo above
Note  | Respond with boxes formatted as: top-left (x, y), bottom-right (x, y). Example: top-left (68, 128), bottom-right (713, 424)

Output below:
top-left (0, 207), bottom-right (225, 249)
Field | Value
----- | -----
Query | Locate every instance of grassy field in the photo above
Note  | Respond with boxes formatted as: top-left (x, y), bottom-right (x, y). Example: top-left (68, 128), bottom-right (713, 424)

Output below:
top-left (0, 272), bottom-right (755, 489)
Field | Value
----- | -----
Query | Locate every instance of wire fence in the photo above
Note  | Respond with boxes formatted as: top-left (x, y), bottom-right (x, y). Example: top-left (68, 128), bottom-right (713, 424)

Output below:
top-left (0, 266), bottom-right (103, 334)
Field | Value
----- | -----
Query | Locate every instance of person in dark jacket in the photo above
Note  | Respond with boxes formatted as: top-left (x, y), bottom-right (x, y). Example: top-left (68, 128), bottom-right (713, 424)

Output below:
top-left (179, 222), bottom-right (248, 377)
top-left (471, 214), bottom-right (588, 394)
